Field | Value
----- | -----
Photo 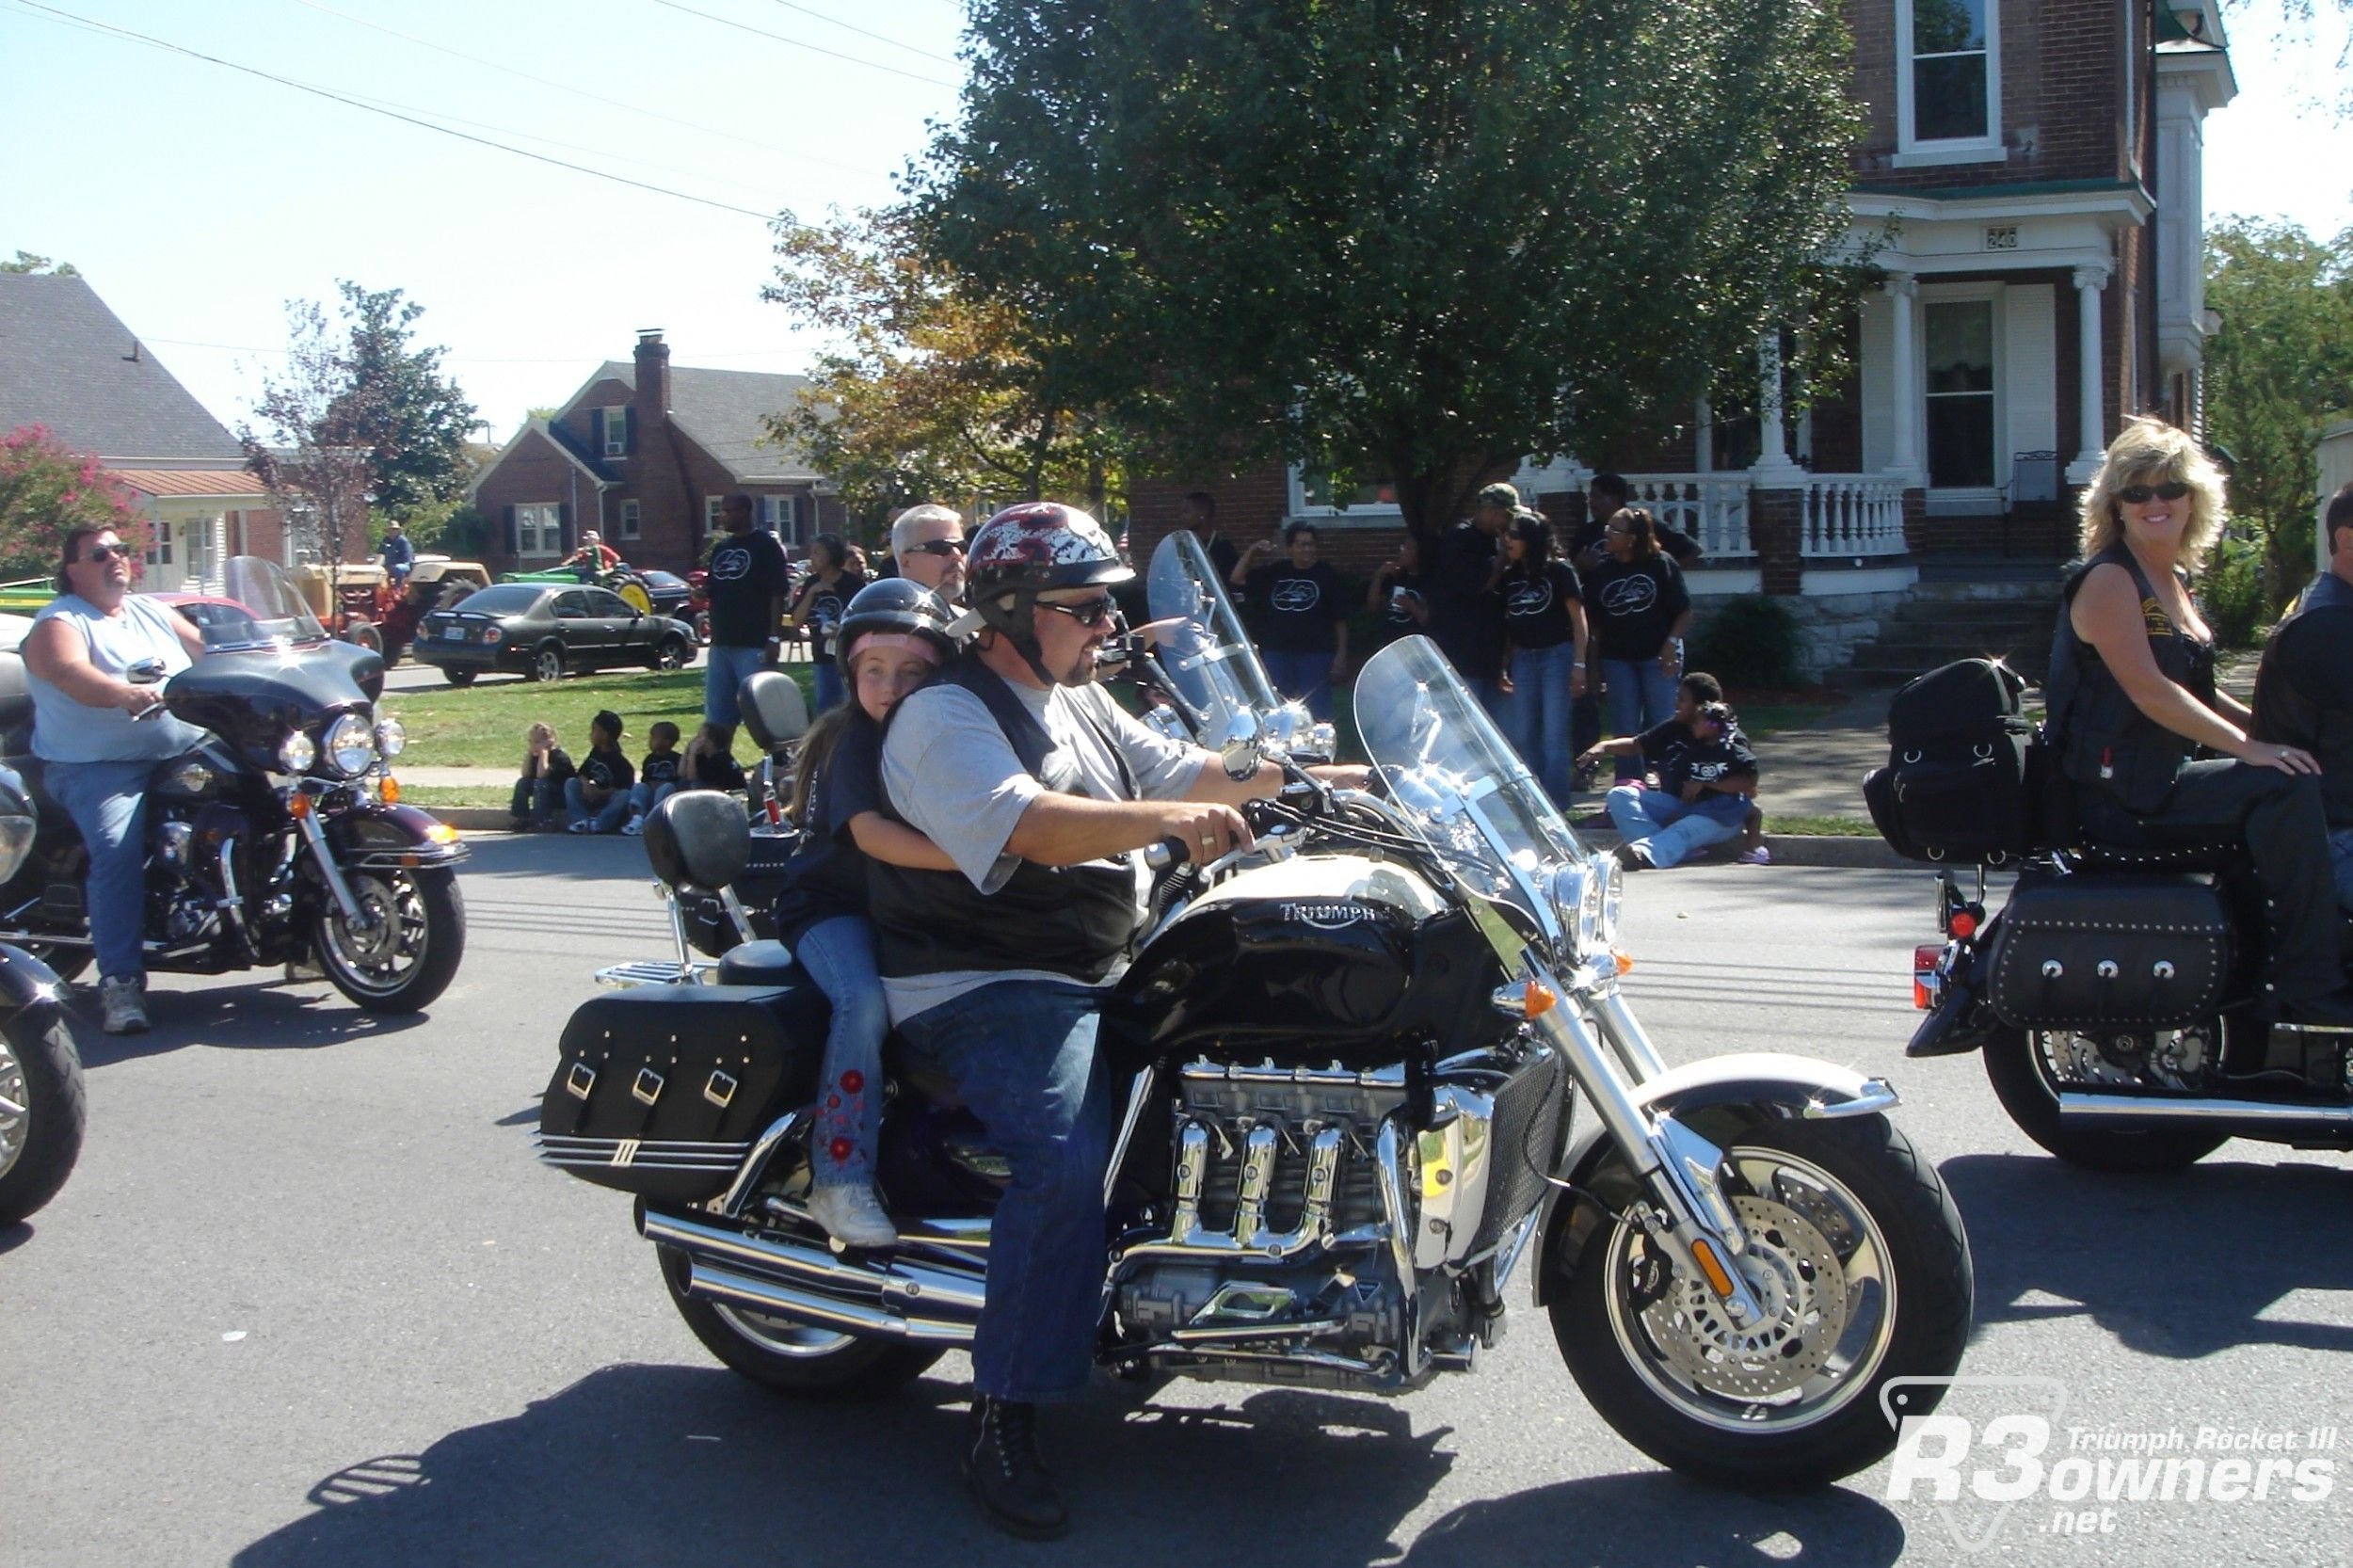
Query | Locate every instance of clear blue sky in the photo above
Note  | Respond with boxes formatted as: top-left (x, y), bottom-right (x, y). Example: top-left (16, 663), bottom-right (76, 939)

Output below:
top-left (4, 0), bottom-right (2347, 444)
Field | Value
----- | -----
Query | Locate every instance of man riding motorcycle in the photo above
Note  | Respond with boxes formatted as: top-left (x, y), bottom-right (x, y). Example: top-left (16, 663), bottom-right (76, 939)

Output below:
top-left (872, 502), bottom-right (1361, 1538)
top-left (2250, 481), bottom-right (2353, 912)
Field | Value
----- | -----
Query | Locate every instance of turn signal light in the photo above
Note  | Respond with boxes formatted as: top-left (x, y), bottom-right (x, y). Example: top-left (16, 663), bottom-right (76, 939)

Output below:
top-left (1613, 950), bottom-right (1635, 976)
top-left (287, 792), bottom-right (312, 820)
top-left (1913, 943), bottom-right (1945, 1011)
top-left (1489, 980), bottom-right (1558, 1019)
top-left (426, 822), bottom-right (460, 843)
top-left (1689, 1238), bottom-right (1737, 1299)
top-left (378, 774), bottom-right (401, 804)
top-left (1949, 910), bottom-right (1978, 940)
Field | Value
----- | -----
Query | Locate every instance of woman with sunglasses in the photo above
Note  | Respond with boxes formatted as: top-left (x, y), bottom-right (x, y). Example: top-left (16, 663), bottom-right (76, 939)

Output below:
top-left (2047, 416), bottom-right (2353, 1026)
top-left (786, 533), bottom-right (870, 712)
top-left (20, 526), bottom-right (209, 1034)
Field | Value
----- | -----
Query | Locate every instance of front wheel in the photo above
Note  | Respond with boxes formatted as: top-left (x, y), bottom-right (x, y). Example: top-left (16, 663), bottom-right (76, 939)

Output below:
top-left (1553, 1115), bottom-right (1973, 1489)
top-left (312, 865), bottom-right (465, 1014)
top-left (649, 636), bottom-right (690, 672)
top-left (442, 666), bottom-right (477, 689)
top-left (0, 1011), bottom-right (86, 1226)
top-left (344, 620), bottom-right (383, 654)
top-left (528, 646), bottom-right (567, 683)
top-left (657, 1245), bottom-right (944, 1399)
top-left (1981, 1026), bottom-right (2227, 1173)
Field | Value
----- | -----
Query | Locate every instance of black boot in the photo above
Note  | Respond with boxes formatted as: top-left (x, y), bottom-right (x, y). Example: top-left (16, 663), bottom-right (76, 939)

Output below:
top-left (965, 1397), bottom-right (1068, 1540)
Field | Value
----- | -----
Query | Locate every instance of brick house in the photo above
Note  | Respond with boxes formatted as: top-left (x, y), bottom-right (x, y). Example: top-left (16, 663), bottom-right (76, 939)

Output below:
top-left (468, 329), bottom-right (845, 576)
top-left (1130, 0), bottom-right (2238, 678)
top-left (0, 272), bottom-right (288, 590)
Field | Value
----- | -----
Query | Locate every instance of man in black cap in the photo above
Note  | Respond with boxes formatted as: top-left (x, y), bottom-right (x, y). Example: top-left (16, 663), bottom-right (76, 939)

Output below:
top-left (565, 709), bottom-right (636, 833)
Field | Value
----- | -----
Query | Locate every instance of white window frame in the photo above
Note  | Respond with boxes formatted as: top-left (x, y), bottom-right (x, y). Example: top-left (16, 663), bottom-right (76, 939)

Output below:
top-left (1895, 0), bottom-right (2003, 167)
top-left (1918, 281), bottom-right (2008, 515)
top-left (1282, 463), bottom-right (1407, 529)
top-left (515, 502), bottom-right (563, 559)
top-left (599, 407), bottom-right (629, 457)
top-left (761, 494), bottom-right (799, 536)
top-left (182, 517), bottom-right (210, 584)
top-left (617, 499), bottom-right (641, 541)
top-left (704, 496), bottom-right (727, 534)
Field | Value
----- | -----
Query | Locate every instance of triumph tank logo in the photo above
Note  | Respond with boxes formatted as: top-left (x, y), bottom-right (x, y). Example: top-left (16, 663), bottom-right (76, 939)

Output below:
top-left (1281, 900), bottom-right (1374, 929)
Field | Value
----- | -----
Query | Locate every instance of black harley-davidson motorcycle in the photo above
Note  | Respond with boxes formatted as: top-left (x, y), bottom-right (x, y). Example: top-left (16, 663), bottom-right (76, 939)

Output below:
top-left (0, 557), bottom-right (467, 1013)
top-left (540, 613), bottom-right (1974, 1484)
top-left (0, 764), bottom-right (82, 1226)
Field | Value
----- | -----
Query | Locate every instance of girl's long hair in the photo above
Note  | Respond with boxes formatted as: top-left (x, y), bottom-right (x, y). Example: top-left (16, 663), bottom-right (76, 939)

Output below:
top-left (784, 704), bottom-right (861, 828)
top-left (2077, 416), bottom-right (2228, 570)
top-left (1504, 509), bottom-right (1557, 581)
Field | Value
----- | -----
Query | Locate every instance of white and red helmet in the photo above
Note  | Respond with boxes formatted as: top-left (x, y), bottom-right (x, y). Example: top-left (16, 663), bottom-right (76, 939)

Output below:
top-left (966, 502), bottom-right (1132, 636)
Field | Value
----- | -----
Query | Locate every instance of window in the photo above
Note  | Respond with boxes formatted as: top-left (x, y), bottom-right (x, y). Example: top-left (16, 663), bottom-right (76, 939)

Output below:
top-left (762, 494), bottom-right (801, 537)
top-left (1899, 0), bottom-right (1998, 149)
top-left (585, 589), bottom-right (632, 616)
top-left (704, 495), bottom-right (727, 533)
top-left (1924, 300), bottom-right (1996, 488)
top-left (146, 526), bottom-right (173, 567)
top-left (515, 503), bottom-right (563, 558)
top-left (1295, 463), bottom-right (1398, 513)
top-left (596, 407), bottom-right (630, 456)
top-left (617, 499), bottom-right (640, 541)
top-left (183, 519), bottom-right (209, 583)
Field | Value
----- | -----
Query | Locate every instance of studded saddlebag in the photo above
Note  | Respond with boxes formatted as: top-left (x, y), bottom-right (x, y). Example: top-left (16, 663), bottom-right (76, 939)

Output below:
top-left (1983, 872), bottom-right (2233, 1033)
top-left (536, 984), bottom-right (828, 1201)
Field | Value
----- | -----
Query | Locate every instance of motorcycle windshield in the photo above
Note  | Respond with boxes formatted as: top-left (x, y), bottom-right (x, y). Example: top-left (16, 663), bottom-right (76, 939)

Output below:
top-left (1353, 635), bottom-right (1585, 941)
top-left (220, 556), bottom-right (328, 648)
top-left (1145, 531), bottom-right (1283, 739)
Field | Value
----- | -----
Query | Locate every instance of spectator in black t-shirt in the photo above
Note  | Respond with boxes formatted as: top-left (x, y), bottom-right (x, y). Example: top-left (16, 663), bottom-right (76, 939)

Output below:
top-left (1497, 509), bottom-right (1588, 807)
top-left (703, 494), bottom-right (791, 746)
top-left (2252, 481), bottom-right (2353, 908)
top-left (1184, 490), bottom-right (1240, 587)
top-left (1424, 482), bottom-right (1515, 712)
top-left (680, 722), bottom-right (748, 795)
top-left (565, 710), bottom-right (637, 834)
top-left (1570, 472), bottom-right (1704, 572)
top-left (1232, 520), bottom-right (1350, 719)
top-left (1582, 507), bottom-right (1692, 782)
top-left (787, 534), bottom-right (870, 715)
top-left (1578, 675), bottom-right (1761, 869)
top-left (1365, 531), bottom-right (1433, 652)
top-left (508, 722), bottom-right (574, 831)
top-left (619, 721), bottom-right (684, 837)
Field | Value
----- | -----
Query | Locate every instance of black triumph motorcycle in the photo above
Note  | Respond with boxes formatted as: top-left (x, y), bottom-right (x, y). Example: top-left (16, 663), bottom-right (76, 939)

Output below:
top-left (0, 557), bottom-right (467, 1014)
top-left (0, 764), bottom-right (82, 1225)
top-left (539, 552), bottom-right (1974, 1487)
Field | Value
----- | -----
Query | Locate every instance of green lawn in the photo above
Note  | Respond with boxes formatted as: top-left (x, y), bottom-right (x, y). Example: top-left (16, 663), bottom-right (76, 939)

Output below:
top-left (383, 664), bottom-right (812, 774)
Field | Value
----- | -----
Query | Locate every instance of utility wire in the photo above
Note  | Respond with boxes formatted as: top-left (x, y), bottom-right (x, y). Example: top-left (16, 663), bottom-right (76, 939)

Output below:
top-left (147, 336), bottom-right (807, 364)
top-left (280, 0), bottom-right (885, 177)
top-left (6, 0), bottom-right (783, 220)
top-left (648, 0), bottom-right (957, 88)
top-left (760, 0), bottom-right (959, 64)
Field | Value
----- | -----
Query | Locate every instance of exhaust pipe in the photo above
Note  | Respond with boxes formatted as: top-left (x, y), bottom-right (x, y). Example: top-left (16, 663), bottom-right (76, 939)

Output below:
top-left (641, 1206), bottom-right (989, 1323)
top-left (2057, 1092), bottom-right (2353, 1145)
top-left (687, 1261), bottom-right (973, 1344)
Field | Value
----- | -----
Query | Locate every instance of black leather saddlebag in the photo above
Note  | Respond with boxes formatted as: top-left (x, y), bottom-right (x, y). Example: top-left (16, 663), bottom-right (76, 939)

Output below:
top-left (536, 984), bottom-right (828, 1201)
top-left (1984, 873), bottom-right (2232, 1033)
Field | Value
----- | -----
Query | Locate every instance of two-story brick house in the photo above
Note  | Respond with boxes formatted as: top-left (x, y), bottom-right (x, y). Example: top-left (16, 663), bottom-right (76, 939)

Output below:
top-left (1129, 0), bottom-right (2238, 679)
top-left (469, 330), bottom-right (844, 575)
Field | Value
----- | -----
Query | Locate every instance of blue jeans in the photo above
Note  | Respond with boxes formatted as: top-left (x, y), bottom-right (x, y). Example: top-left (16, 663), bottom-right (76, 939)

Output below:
top-left (1262, 648), bottom-right (1335, 721)
top-left (509, 776), bottom-right (559, 823)
top-left (2330, 829), bottom-right (2353, 914)
top-left (1602, 658), bottom-right (1678, 781)
top-left (812, 662), bottom-right (845, 714)
top-left (1607, 784), bottom-right (1749, 868)
top-left (1506, 642), bottom-right (1579, 808)
top-left (703, 644), bottom-right (769, 729)
top-left (893, 980), bottom-right (1110, 1402)
top-left (43, 758), bottom-right (152, 981)
top-left (563, 777), bottom-right (631, 832)
top-left (794, 916), bottom-right (888, 1188)
top-left (626, 780), bottom-right (679, 819)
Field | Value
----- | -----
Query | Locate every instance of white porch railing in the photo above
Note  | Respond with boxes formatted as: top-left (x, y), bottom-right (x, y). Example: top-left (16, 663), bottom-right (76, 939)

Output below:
top-left (1800, 475), bottom-right (1907, 558)
top-left (1624, 474), bottom-right (1753, 559)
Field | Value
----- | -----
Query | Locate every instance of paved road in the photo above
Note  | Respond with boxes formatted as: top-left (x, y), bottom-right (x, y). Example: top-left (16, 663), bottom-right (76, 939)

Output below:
top-left (5, 850), bottom-right (2349, 1567)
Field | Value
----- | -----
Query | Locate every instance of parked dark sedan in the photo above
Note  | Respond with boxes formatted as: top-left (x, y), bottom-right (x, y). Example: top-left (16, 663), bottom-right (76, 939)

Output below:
top-left (415, 583), bottom-right (697, 687)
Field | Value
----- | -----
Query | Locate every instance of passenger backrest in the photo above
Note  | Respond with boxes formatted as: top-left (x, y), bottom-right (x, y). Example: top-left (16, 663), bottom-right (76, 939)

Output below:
top-left (642, 789), bottom-right (750, 892)
top-left (738, 669), bottom-right (808, 756)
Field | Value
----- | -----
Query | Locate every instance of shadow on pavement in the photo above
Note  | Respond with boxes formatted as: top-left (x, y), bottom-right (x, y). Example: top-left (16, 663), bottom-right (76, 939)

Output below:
top-left (0, 1219), bottom-right (33, 1256)
top-left (1945, 1151), bottom-right (2353, 1356)
top-left (72, 982), bottom-right (432, 1067)
top-left (1401, 1474), bottom-right (1906, 1568)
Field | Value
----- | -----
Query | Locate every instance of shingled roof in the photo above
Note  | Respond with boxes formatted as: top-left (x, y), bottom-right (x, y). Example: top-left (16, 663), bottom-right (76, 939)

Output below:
top-left (0, 274), bottom-right (246, 463)
top-left (570, 360), bottom-right (821, 483)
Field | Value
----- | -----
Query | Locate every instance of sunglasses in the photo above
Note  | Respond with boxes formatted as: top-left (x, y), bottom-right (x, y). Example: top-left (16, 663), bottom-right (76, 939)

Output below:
top-left (2116, 482), bottom-right (2192, 504)
top-left (83, 543), bottom-right (130, 562)
top-left (1038, 597), bottom-right (1118, 629)
top-left (905, 537), bottom-right (966, 557)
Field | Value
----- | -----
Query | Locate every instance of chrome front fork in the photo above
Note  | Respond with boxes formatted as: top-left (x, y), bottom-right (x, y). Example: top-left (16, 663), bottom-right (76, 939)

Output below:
top-left (293, 807), bottom-right (371, 928)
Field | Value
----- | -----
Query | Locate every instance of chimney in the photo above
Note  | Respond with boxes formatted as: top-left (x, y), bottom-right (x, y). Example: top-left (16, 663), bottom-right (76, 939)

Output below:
top-left (633, 328), bottom-right (671, 420)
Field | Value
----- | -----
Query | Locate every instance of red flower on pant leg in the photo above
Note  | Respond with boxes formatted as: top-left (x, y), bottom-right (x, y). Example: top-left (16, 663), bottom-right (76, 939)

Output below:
top-left (828, 1137), bottom-right (853, 1164)
top-left (826, 1094), bottom-right (841, 1110)
top-left (840, 1069), bottom-right (865, 1095)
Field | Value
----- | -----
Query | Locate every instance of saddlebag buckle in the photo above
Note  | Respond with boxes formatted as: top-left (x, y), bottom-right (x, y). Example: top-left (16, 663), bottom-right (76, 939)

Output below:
top-left (565, 1062), bottom-right (597, 1100)
top-left (632, 1067), bottom-right (665, 1106)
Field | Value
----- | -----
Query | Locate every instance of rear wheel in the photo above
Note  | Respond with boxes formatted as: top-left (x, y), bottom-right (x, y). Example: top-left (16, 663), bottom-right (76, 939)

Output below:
top-left (1982, 1026), bottom-right (2227, 1172)
top-left (312, 866), bottom-right (465, 1014)
top-left (0, 1011), bottom-right (85, 1226)
top-left (529, 645), bottom-right (567, 683)
top-left (344, 620), bottom-right (382, 654)
top-left (657, 1245), bottom-right (944, 1398)
top-left (649, 636), bottom-right (690, 672)
top-left (442, 666), bottom-right (477, 689)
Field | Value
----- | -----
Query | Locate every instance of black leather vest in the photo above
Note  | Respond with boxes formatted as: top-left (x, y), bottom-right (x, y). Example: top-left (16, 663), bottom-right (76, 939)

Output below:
top-left (867, 658), bottom-right (1144, 984)
top-left (2045, 544), bottom-right (2217, 813)
top-left (2251, 571), bottom-right (2353, 827)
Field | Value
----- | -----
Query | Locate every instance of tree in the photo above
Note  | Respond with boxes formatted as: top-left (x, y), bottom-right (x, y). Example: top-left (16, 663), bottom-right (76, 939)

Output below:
top-left (336, 281), bottom-right (477, 515)
top-left (906, 0), bottom-right (1868, 536)
top-left (763, 207), bottom-right (1128, 521)
top-left (2202, 218), bottom-right (2353, 603)
top-left (239, 298), bottom-right (381, 569)
top-left (1, 252), bottom-right (78, 276)
top-left (0, 425), bottom-right (148, 581)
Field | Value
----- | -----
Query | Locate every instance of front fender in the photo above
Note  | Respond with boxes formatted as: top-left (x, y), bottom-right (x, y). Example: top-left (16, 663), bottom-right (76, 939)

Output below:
top-left (322, 801), bottom-right (468, 869)
top-left (0, 943), bottom-right (69, 1021)
top-left (1524, 1051), bottom-right (1900, 1307)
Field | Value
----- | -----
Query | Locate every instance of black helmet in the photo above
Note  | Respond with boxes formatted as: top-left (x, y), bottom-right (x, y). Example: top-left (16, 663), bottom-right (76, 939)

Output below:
top-left (965, 502), bottom-right (1131, 638)
top-left (836, 577), bottom-right (957, 664)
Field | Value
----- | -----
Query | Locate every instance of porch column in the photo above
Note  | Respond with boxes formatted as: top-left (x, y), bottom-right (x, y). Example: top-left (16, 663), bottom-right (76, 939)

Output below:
top-left (1751, 328), bottom-right (1806, 486)
top-left (1883, 273), bottom-right (1920, 482)
top-left (2069, 262), bottom-right (2113, 485)
top-left (1693, 398), bottom-right (1713, 472)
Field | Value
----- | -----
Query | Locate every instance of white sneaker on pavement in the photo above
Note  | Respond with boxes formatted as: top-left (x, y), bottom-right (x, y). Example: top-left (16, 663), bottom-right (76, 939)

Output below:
top-left (99, 975), bottom-right (150, 1035)
top-left (808, 1184), bottom-right (898, 1249)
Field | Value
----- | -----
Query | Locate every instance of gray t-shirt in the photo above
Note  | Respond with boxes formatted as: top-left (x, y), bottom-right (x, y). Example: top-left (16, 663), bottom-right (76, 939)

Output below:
top-left (879, 669), bottom-right (1205, 1023)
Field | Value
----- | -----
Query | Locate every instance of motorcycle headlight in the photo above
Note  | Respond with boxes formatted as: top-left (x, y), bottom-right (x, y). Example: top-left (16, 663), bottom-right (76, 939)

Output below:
top-left (0, 813), bottom-right (34, 885)
top-left (326, 712), bottom-right (376, 777)
top-left (1593, 850), bottom-right (1624, 949)
top-left (278, 731), bottom-right (317, 775)
top-left (1546, 860), bottom-right (1595, 956)
top-left (375, 717), bottom-right (407, 760)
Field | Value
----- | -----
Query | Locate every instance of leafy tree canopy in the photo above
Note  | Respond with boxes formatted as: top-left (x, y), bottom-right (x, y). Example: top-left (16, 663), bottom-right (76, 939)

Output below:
top-left (907, 0), bottom-right (1867, 533)
top-left (1, 251), bottom-right (78, 276)
top-left (0, 425), bottom-right (149, 581)
top-left (335, 281), bottom-right (478, 515)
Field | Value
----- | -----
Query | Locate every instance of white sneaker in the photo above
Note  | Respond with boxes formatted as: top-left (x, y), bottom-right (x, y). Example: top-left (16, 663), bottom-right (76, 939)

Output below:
top-left (620, 816), bottom-right (643, 837)
top-left (99, 975), bottom-right (150, 1035)
top-left (807, 1184), bottom-right (898, 1249)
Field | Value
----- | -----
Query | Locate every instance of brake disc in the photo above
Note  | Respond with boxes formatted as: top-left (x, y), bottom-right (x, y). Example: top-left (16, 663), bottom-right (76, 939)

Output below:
top-left (1640, 1193), bottom-right (1850, 1399)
